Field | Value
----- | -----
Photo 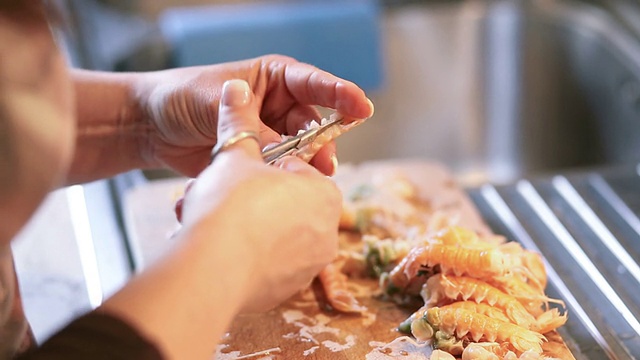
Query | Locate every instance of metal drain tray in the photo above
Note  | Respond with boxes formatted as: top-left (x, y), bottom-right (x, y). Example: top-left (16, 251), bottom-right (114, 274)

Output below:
top-left (468, 165), bottom-right (640, 359)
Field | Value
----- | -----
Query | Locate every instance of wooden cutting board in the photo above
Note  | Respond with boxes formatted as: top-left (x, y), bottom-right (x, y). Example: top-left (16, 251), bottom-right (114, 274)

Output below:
top-left (124, 160), bottom-right (573, 359)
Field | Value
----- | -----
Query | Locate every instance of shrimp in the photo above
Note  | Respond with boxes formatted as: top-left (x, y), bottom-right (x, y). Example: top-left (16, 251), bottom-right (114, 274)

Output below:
top-left (488, 274), bottom-right (550, 316)
top-left (498, 242), bottom-right (547, 290)
top-left (293, 113), bottom-right (366, 162)
top-left (436, 226), bottom-right (496, 249)
top-left (384, 244), bottom-right (514, 295)
top-left (317, 263), bottom-right (366, 313)
top-left (430, 349), bottom-right (457, 360)
top-left (363, 235), bottom-right (412, 277)
top-left (419, 306), bottom-right (545, 354)
top-left (534, 308), bottom-right (568, 334)
top-left (461, 343), bottom-right (504, 360)
top-left (461, 343), bottom-right (549, 360)
top-left (423, 274), bottom-right (537, 330)
top-left (442, 302), bottom-right (512, 324)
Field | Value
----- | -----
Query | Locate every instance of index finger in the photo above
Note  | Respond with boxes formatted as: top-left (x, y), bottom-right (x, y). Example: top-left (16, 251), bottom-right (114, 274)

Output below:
top-left (282, 62), bottom-right (375, 120)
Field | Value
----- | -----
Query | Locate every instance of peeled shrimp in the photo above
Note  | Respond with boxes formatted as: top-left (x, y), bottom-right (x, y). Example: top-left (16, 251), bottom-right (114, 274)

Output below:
top-left (317, 262), bottom-right (366, 313)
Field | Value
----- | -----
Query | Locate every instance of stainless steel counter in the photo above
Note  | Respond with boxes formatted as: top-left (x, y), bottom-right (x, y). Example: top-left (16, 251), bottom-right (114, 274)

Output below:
top-left (469, 164), bottom-right (640, 359)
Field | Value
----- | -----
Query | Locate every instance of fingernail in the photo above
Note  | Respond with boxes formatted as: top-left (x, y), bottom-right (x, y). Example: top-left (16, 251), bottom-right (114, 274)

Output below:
top-left (366, 98), bottom-right (375, 117)
top-left (222, 79), bottom-right (250, 107)
top-left (330, 154), bottom-right (339, 176)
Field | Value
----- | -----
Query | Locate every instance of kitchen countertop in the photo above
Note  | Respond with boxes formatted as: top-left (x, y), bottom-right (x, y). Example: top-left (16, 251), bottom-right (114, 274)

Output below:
top-left (12, 180), bottom-right (131, 343)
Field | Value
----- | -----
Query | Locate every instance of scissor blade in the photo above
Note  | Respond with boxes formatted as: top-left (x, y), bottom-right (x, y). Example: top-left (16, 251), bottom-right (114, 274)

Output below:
top-left (296, 116), bottom-right (344, 148)
top-left (261, 116), bottom-right (344, 164)
top-left (261, 137), bottom-right (301, 164)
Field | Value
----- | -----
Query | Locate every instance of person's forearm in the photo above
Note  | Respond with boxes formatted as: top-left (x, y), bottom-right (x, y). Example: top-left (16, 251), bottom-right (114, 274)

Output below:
top-left (67, 70), bottom-right (150, 184)
top-left (99, 220), bottom-right (251, 359)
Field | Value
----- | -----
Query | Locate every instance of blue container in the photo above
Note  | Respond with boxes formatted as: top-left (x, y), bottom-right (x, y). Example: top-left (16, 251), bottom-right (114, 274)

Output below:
top-left (159, 0), bottom-right (384, 91)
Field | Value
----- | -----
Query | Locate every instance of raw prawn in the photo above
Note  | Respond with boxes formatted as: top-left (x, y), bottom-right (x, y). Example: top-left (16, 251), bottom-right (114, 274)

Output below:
top-left (363, 235), bottom-right (412, 277)
top-left (435, 226), bottom-right (497, 249)
top-left (423, 274), bottom-right (537, 330)
top-left (488, 274), bottom-right (565, 317)
top-left (461, 342), bottom-right (504, 360)
top-left (384, 244), bottom-right (514, 295)
top-left (497, 242), bottom-right (547, 290)
top-left (534, 308), bottom-right (568, 334)
top-left (460, 342), bottom-right (552, 359)
top-left (317, 263), bottom-right (366, 313)
top-left (430, 349), bottom-right (457, 360)
top-left (418, 306), bottom-right (545, 354)
top-left (441, 301), bottom-right (512, 324)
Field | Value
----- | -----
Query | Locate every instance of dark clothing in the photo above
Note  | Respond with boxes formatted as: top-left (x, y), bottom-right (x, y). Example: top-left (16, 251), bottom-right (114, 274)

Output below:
top-left (16, 312), bottom-right (164, 360)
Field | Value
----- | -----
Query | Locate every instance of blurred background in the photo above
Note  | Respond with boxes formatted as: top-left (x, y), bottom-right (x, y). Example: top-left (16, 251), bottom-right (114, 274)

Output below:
top-left (58, 0), bottom-right (640, 185)
top-left (12, 0), bottom-right (640, 349)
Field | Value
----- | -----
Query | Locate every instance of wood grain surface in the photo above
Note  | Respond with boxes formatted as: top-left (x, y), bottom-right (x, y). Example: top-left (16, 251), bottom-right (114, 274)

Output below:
top-left (124, 160), bottom-right (574, 359)
top-left (216, 161), bottom-right (472, 359)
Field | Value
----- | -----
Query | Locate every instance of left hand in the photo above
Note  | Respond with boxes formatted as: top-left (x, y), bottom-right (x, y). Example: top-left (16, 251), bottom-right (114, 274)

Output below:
top-left (137, 55), bottom-right (374, 177)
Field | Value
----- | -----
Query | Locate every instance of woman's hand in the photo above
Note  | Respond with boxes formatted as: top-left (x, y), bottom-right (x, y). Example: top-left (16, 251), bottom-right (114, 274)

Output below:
top-left (138, 55), bottom-right (374, 177)
top-left (180, 79), bottom-right (342, 312)
top-left (101, 79), bottom-right (342, 359)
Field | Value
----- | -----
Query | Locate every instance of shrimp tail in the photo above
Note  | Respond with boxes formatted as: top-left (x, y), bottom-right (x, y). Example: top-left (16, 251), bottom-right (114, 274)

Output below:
top-left (317, 263), bottom-right (366, 313)
top-left (534, 308), bottom-right (568, 334)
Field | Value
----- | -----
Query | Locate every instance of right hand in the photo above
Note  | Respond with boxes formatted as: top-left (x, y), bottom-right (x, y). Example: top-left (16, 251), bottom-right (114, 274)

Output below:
top-left (139, 55), bottom-right (374, 178)
top-left (178, 79), bottom-right (342, 312)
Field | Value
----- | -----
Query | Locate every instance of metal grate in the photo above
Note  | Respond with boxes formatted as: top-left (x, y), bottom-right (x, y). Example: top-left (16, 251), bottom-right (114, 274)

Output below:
top-left (468, 165), bottom-right (640, 360)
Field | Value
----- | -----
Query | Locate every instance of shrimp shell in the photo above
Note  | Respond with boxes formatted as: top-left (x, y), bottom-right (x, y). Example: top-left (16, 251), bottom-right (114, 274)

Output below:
top-left (488, 274), bottom-right (549, 316)
top-left (423, 274), bottom-right (537, 330)
top-left (461, 343), bottom-right (501, 360)
top-left (436, 226), bottom-right (496, 249)
top-left (534, 308), bottom-right (568, 334)
top-left (442, 301), bottom-right (511, 324)
top-left (294, 113), bottom-right (365, 162)
top-left (317, 263), bottom-right (366, 313)
top-left (425, 307), bottom-right (545, 354)
top-left (430, 349), bottom-right (457, 360)
top-left (498, 242), bottom-right (547, 290)
top-left (386, 244), bottom-right (513, 294)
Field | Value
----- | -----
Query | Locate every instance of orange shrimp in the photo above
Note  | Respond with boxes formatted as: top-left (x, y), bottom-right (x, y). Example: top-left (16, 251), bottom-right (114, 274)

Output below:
top-left (421, 307), bottom-right (545, 354)
top-left (384, 244), bottom-right (514, 295)
top-left (442, 301), bottom-right (511, 324)
top-left (423, 274), bottom-right (537, 330)
top-left (498, 242), bottom-right (547, 290)
top-left (461, 342), bottom-right (510, 360)
top-left (317, 263), bottom-right (366, 313)
top-left (534, 308), bottom-right (568, 334)
top-left (521, 251), bottom-right (547, 289)
top-left (403, 302), bottom-right (510, 338)
top-left (436, 226), bottom-right (496, 249)
top-left (488, 274), bottom-right (548, 316)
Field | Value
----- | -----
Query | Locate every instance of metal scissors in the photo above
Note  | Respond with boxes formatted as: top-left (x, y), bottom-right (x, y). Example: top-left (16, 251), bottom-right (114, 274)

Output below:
top-left (262, 116), bottom-right (344, 165)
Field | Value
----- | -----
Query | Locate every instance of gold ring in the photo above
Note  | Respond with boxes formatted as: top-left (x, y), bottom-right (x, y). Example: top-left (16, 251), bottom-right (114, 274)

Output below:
top-left (210, 130), bottom-right (259, 163)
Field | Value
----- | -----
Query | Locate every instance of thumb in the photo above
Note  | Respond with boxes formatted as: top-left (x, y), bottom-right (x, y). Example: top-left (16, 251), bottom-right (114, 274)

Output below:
top-left (213, 79), bottom-right (262, 162)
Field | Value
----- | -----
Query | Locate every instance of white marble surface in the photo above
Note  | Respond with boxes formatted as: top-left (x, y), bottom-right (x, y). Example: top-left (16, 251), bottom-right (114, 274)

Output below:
top-left (124, 178), bottom-right (185, 271)
top-left (11, 189), bottom-right (93, 343)
top-left (11, 180), bottom-right (131, 343)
